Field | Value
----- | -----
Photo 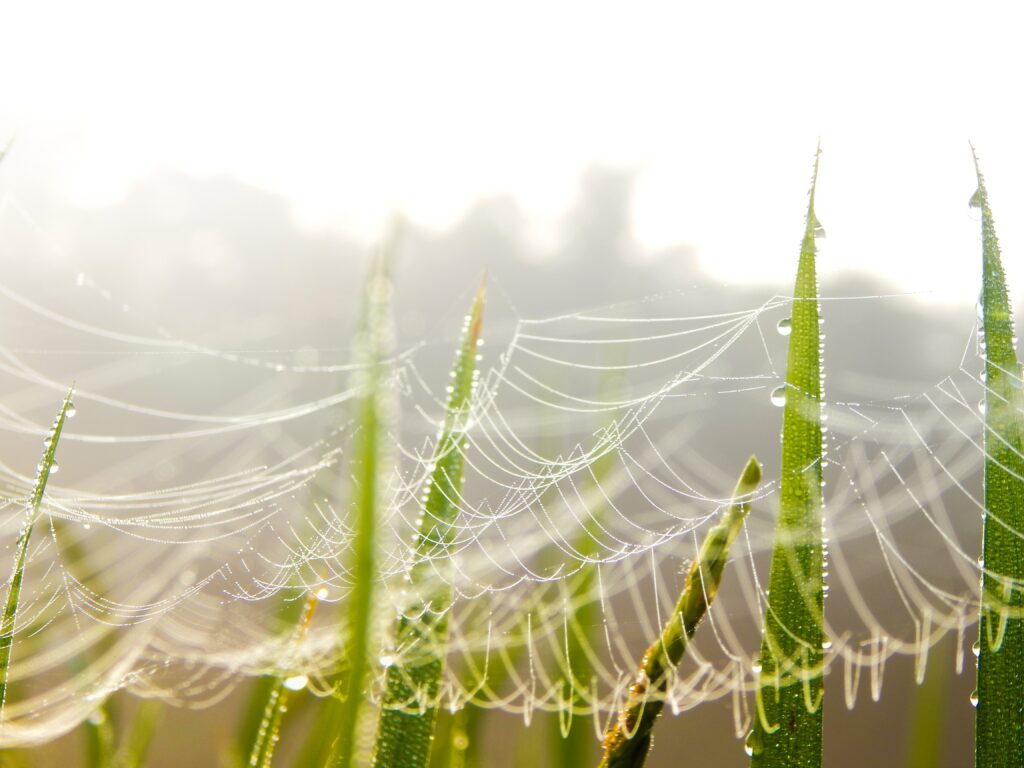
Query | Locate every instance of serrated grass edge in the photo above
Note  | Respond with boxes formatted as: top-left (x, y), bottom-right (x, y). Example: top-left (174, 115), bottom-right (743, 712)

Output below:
top-left (971, 146), bottom-right (1024, 768)
top-left (750, 147), bottom-right (826, 768)
top-left (371, 280), bottom-right (486, 768)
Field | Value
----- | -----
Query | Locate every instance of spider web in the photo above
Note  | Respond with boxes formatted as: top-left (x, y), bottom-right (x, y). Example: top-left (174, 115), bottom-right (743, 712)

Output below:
top-left (0, 189), bottom-right (995, 747)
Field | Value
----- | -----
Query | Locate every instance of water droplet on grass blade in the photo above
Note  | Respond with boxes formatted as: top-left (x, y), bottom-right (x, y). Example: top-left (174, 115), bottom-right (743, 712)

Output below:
top-left (283, 675), bottom-right (308, 691)
top-left (970, 690), bottom-right (980, 707)
top-left (770, 386), bottom-right (787, 407)
top-left (777, 317), bottom-right (792, 336)
top-left (744, 728), bottom-right (764, 756)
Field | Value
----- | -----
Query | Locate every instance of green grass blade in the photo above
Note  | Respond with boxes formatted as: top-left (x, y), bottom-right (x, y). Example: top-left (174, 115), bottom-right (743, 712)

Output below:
top-left (598, 456), bottom-right (762, 768)
top-left (971, 147), bottom-right (1024, 768)
top-left (289, 249), bottom-right (395, 768)
top-left (326, 252), bottom-right (396, 767)
top-left (246, 588), bottom-right (320, 768)
top-left (749, 148), bottom-right (826, 768)
top-left (904, 637), bottom-right (949, 768)
top-left (111, 700), bottom-right (162, 768)
top-left (83, 702), bottom-right (116, 768)
top-left (371, 280), bottom-right (486, 768)
top-left (557, 404), bottom-right (621, 767)
top-left (0, 386), bottom-right (75, 716)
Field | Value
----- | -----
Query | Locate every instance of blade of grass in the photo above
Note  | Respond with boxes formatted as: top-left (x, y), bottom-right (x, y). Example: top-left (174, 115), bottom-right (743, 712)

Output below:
top-left (370, 280), bottom-right (486, 768)
top-left (749, 147), bottom-right (826, 768)
top-left (325, 251), bottom-right (397, 768)
top-left (289, 247), bottom-right (396, 768)
top-left (971, 147), bottom-right (1024, 768)
top-left (598, 455), bottom-right (762, 767)
top-left (247, 588), bottom-right (321, 768)
top-left (0, 386), bottom-right (75, 717)
top-left (83, 700), bottom-right (116, 768)
top-left (557, 392), bottom-right (623, 767)
top-left (111, 700), bottom-right (162, 768)
top-left (904, 636), bottom-right (949, 768)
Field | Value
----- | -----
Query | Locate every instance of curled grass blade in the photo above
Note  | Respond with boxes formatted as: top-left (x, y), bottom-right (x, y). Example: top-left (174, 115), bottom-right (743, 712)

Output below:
top-left (371, 280), bottom-right (486, 768)
top-left (598, 455), bottom-right (762, 768)
top-left (750, 147), bottom-right (826, 768)
top-left (971, 147), bottom-right (1024, 768)
top-left (0, 386), bottom-right (75, 717)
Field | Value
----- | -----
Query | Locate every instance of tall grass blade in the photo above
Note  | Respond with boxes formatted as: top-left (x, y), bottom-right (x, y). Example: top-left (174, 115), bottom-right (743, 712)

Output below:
top-left (371, 280), bottom-right (486, 768)
top-left (111, 700), bottom-right (162, 768)
top-left (83, 700), bottom-right (115, 768)
top-left (247, 588), bottom-right (320, 768)
top-left (598, 455), bottom-right (762, 768)
top-left (904, 637), bottom-right (949, 768)
top-left (325, 251), bottom-right (396, 767)
top-left (557, 410), bottom-right (620, 767)
top-left (749, 147), bottom-right (826, 768)
top-left (971, 147), bottom-right (1024, 768)
top-left (0, 386), bottom-right (75, 717)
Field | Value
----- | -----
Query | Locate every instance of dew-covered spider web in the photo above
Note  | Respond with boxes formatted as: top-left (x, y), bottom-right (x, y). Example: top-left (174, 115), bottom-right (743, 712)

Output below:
top-left (0, 189), bottom-right (999, 748)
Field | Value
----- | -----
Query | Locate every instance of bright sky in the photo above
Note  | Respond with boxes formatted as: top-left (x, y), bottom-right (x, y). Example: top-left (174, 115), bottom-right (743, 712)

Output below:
top-left (1, 1), bottom-right (1023, 302)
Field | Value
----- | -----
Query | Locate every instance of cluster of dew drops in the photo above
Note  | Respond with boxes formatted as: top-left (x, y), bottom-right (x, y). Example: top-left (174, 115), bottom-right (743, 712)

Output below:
top-left (35, 398), bottom-right (77, 482)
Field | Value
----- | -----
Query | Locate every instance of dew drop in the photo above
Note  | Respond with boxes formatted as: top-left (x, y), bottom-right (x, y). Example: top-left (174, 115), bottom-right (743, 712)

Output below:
top-left (972, 640), bottom-right (981, 658)
top-left (970, 690), bottom-right (980, 707)
top-left (66, 406), bottom-right (77, 418)
top-left (978, 400), bottom-right (987, 415)
top-left (822, 639), bottom-right (833, 650)
top-left (751, 659), bottom-right (762, 674)
top-left (49, 463), bottom-right (59, 474)
top-left (776, 317), bottom-right (792, 336)
top-left (283, 675), bottom-right (308, 691)
top-left (770, 386), bottom-right (787, 407)
top-left (744, 728), bottom-right (764, 757)
top-left (379, 654), bottom-right (395, 668)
